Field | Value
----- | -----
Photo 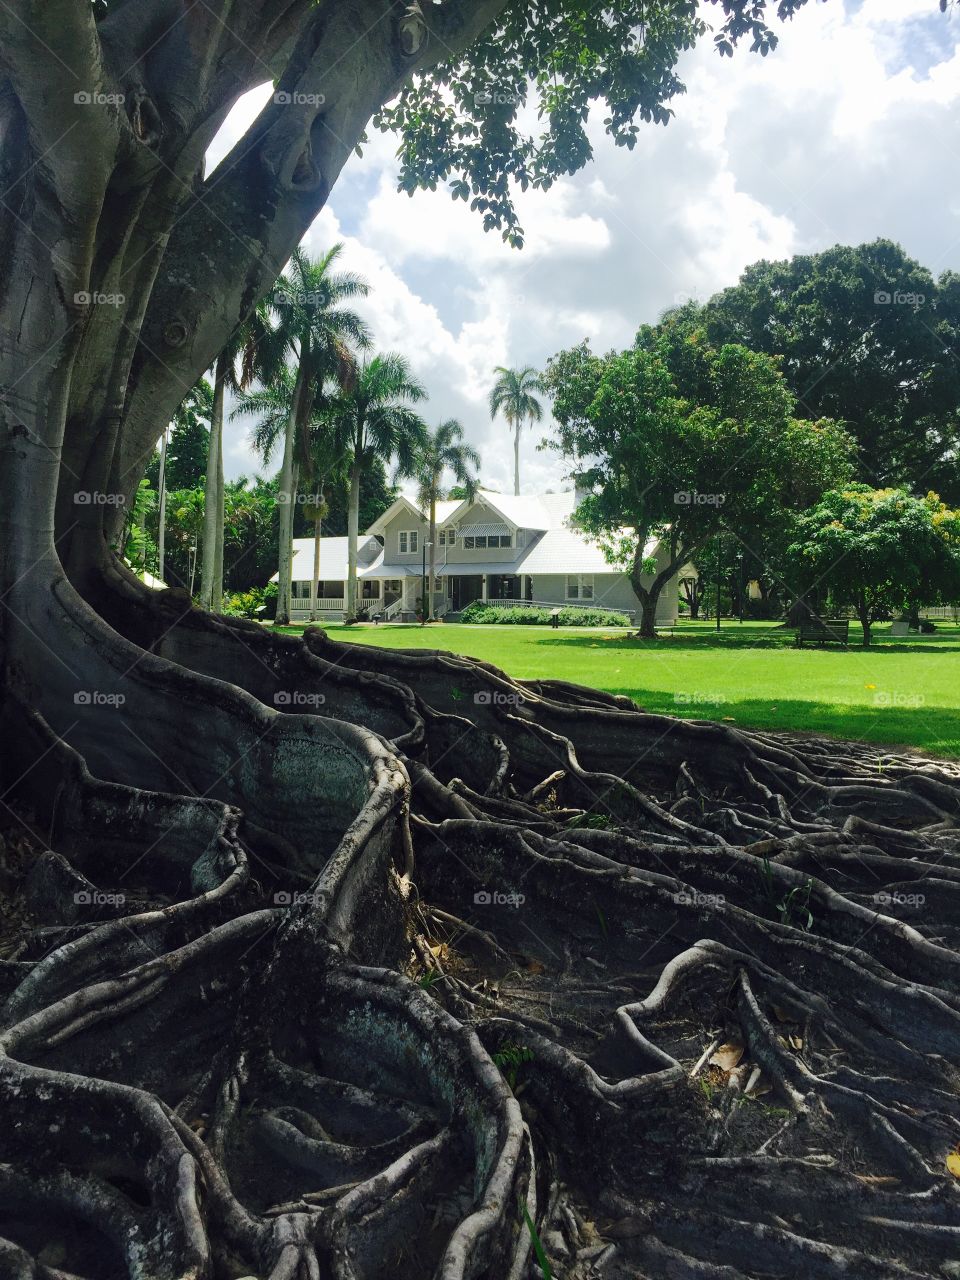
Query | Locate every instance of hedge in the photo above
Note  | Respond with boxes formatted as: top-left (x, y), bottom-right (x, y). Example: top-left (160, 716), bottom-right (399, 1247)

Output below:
top-left (458, 603), bottom-right (630, 626)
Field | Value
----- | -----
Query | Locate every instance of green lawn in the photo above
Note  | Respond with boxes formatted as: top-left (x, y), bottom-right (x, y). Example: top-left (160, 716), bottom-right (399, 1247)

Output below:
top-left (280, 619), bottom-right (960, 758)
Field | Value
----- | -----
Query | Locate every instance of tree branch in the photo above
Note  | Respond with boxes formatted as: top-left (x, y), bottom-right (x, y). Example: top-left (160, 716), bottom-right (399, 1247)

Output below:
top-left (0, 1), bottom-right (115, 208)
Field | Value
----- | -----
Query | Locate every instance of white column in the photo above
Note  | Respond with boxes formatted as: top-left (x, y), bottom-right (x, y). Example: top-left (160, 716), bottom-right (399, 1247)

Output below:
top-left (482, 573), bottom-right (488, 602)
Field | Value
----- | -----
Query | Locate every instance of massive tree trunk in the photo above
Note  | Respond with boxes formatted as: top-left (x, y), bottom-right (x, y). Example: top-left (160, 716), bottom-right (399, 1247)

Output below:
top-left (3, 5), bottom-right (960, 1279)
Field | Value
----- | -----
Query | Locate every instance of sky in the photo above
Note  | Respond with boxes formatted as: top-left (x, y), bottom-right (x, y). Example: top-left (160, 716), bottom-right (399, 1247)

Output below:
top-left (207, 0), bottom-right (960, 493)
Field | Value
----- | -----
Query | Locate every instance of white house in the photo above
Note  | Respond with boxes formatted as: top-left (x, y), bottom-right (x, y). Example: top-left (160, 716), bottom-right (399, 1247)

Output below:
top-left (276, 489), bottom-right (686, 624)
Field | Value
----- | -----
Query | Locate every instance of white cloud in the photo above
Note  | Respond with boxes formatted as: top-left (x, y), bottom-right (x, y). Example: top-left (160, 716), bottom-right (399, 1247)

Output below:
top-left (210, 0), bottom-right (960, 493)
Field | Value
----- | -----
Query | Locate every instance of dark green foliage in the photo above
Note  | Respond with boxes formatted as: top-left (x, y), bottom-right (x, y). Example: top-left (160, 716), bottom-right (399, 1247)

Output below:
top-left (647, 241), bottom-right (960, 499)
top-left (376, 0), bottom-right (816, 246)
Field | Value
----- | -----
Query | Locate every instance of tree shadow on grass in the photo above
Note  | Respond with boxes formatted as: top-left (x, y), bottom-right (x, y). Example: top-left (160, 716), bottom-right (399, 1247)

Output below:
top-left (595, 689), bottom-right (960, 760)
top-left (530, 631), bottom-right (960, 655)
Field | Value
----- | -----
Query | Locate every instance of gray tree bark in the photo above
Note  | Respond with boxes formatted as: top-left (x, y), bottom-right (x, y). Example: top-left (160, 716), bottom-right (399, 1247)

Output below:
top-left (2, 5), bottom-right (958, 1278)
top-left (200, 355), bottom-right (227, 613)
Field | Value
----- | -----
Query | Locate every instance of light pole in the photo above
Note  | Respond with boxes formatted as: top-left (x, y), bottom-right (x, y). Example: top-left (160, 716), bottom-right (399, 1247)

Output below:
top-left (421, 540), bottom-right (432, 625)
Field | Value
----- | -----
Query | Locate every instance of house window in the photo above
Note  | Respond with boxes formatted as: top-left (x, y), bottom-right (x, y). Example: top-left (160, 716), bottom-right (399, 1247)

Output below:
top-left (399, 530), bottom-right (419, 554)
top-left (361, 580), bottom-right (380, 599)
top-left (317, 580), bottom-right (344, 599)
top-left (292, 581), bottom-right (309, 599)
top-left (566, 575), bottom-right (594, 600)
top-left (384, 579), bottom-right (402, 593)
top-left (438, 527), bottom-right (457, 547)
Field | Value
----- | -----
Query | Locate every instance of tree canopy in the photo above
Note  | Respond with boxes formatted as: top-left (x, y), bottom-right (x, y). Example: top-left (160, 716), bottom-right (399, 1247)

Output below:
top-left (644, 241), bottom-right (960, 500)
top-left (542, 333), bottom-right (854, 633)
top-left (788, 484), bottom-right (960, 644)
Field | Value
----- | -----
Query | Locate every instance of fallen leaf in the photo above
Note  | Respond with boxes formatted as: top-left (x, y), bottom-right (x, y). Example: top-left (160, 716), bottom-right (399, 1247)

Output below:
top-left (772, 1005), bottom-right (793, 1023)
top-left (853, 1174), bottom-right (900, 1186)
top-left (946, 1152), bottom-right (960, 1178)
top-left (788, 1035), bottom-right (803, 1050)
top-left (709, 1041), bottom-right (744, 1071)
top-left (526, 959), bottom-right (545, 974)
top-left (722, 716), bottom-right (736, 722)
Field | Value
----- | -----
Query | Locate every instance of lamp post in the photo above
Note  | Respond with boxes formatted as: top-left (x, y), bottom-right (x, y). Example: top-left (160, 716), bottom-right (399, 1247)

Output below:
top-left (421, 540), bottom-right (432, 626)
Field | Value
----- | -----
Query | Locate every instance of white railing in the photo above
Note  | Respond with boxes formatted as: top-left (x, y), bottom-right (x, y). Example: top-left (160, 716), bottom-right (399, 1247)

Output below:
top-left (921, 605), bottom-right (960, 621)
top-left (290, 597), bottom-right (347, 614)
top-left (383, 597), bottom-right (403, 620)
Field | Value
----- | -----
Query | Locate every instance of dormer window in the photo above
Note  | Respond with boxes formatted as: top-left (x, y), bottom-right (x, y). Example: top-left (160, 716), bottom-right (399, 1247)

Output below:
top-left (399, 530), bottom-right (419, 554)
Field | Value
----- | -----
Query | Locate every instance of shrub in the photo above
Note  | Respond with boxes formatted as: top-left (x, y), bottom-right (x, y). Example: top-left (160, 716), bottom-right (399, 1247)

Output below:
top-left (222, 581), bottom-right (277, 619)
top-left (459, 602), bottom-right (629, 626)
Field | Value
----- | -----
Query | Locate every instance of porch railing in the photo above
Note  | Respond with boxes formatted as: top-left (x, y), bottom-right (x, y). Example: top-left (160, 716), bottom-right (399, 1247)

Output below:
top-left (291, 597), bottom-right (347, 614)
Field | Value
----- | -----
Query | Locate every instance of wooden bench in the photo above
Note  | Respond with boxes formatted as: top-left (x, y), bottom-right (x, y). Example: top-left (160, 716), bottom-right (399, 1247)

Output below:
top-left (796, 619), bottom-right (849, 648)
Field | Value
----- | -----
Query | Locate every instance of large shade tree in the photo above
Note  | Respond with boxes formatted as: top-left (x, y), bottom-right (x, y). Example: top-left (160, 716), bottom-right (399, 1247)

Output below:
top-left (647, 240), bottom-right (960, 500)
top-left (788, 485), bottom-right (960, 645)
top-left (7, 5), bottom-right (960, 1278)
top-left (543, 336), bottom-right (854, 635)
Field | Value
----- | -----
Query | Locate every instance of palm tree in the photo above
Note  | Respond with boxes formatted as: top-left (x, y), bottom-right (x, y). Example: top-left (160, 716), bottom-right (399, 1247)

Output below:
top-left (489, 365), bottom-right (545, 496)
top-left (233, 368), bottom-right (350, 618)
top-left (412, 420), bottom-right (480, 621)
top-left (258, 244), bottom-right (370, 624)
top-left (200, 303), bottom-right (277, 613)
top-left (334, 354), bottom-right (428, 620)
top-left (302, 424), bottom-right (350, 622)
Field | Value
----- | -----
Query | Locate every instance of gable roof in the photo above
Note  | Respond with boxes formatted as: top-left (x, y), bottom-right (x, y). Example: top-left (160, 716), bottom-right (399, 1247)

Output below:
top-left (518, 530), bottom-right (660, 576)
top-left (445, 489), bottom-right (569, 530)
top-left (365, 495), bottom-right (460, 535)
top-left (270, 534), bottom-right (381, 583)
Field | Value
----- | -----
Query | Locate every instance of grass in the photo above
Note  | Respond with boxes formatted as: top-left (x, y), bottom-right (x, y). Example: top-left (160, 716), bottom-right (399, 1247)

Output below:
top-left (276, 619), bottom-right (960, 758)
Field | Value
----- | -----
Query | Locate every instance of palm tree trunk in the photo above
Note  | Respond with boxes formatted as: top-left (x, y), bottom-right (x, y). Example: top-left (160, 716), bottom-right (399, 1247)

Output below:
top-left (310, 508), bottom-right (322, 623)
top-left (213, 437), bottom-right (224, 610)
top-left (513, 415), bottom-right (520, 496)
top-left (200, 354), bottom-right (226, 612)
top-left (347, 455), bottom-right (361, 622)
top-left (157, 427), bottom-right (168, 583)
top-left (276, 364), bottom-right (307, 627)
top-left (428, 491), bottom-right (437, 621)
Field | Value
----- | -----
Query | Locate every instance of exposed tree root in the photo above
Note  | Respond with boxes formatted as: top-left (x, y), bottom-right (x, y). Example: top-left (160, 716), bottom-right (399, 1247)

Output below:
top-left (2, 587), bottom-right (960, 1277)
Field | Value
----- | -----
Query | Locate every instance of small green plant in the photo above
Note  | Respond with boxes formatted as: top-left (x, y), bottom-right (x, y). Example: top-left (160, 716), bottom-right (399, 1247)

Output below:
top-left (493, 1043), bottom-right (534, 1090)
top-left (737, 1093), bottom-right (791, 1118)
top-left (521, 1200), bottom-right (553, 1279)
top-left (595, 902), bottom-right (609, 941)
top-left (418, 970), bottom-right (442, 991)
top-left (759, 858), bottom-right (814, 931)
top-left (565, 811), bottom-right (610, 830)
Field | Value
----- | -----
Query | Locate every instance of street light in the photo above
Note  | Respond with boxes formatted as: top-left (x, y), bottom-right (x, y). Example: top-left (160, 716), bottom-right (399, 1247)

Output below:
top-left (421, 540), bottom-right (433, 625)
